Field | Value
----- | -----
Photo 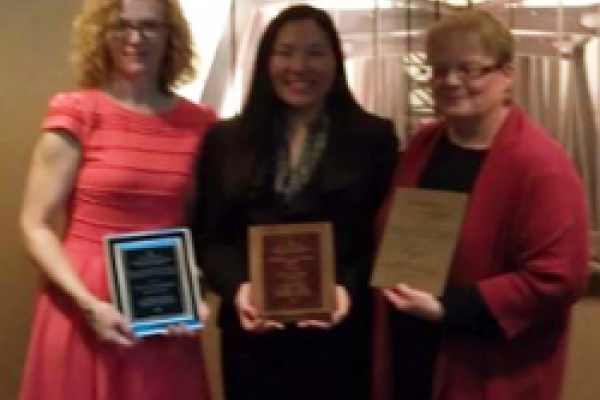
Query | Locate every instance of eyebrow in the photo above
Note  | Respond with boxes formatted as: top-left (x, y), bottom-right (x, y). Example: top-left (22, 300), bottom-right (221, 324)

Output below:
top-left (115, 17), bottom-right (165, 23)
top-left (274, 42), bottom-right (329, 50)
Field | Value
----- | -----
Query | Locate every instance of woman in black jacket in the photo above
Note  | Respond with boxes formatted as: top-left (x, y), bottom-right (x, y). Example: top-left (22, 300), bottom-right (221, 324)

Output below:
top-left (188, 5), bottom-right (398, 400)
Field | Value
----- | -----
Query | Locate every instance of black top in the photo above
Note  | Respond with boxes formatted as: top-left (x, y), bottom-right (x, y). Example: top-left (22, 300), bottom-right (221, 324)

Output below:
top-left (418, 133), bottom-right (486, 193)
top-left (418, 133), bottom-right (502, 337)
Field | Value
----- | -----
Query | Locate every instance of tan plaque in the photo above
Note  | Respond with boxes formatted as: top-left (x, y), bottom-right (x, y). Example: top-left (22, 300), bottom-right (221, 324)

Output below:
top-left (371, 188), bottom-right (468, 295)
top-left (248, 222), bottom-right (336, 322)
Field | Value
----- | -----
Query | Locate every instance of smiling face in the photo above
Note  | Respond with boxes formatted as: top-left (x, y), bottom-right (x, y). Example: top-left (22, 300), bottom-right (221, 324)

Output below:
top-left (428, 32), bottom-right (514, 120)
top-left (268, 18), bottom-right (337, 116)
top-left (105, 0), bottom-right (168, 83)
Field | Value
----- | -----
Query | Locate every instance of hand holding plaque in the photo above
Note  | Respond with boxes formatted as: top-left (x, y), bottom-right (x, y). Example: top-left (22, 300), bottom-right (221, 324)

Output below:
top-left (371, 188), bottom-right (468, 295)
top-left (248, 222), bottom-right (336, 323)
top-left (104, 228), bottom-right (204, 338)
top-left (234, 282), bottom-right (285, 332)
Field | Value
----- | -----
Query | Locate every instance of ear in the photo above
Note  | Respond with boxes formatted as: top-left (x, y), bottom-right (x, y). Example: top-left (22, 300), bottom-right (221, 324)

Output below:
top-left (500, 63), bottom-right (515, 86)
top-left (500, 63), bottom-right (515, 105)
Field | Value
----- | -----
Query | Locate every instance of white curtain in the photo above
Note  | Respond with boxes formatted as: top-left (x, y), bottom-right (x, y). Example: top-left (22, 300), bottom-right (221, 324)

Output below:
top-left (514, 47), bottom-right (600, 230)
top-left (347, 56), bottom-right (410, 148)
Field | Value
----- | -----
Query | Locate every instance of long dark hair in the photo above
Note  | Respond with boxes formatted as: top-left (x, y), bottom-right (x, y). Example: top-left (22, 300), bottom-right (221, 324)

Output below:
top-left (228, 4), bottom-right (363, 187)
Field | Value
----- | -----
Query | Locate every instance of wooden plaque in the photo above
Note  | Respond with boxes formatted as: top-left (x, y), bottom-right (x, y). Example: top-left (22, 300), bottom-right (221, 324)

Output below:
top-left (248, 222), bottom-right (336, 322)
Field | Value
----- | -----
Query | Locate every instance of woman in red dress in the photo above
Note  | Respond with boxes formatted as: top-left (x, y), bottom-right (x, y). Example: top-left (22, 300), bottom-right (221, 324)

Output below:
top-left (18, 1), bottom-right (215, 399)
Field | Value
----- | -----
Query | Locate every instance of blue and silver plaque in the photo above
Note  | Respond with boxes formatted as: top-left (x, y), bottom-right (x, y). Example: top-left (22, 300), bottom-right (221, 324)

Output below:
top-left (104, 228), bottom-right (203, 338)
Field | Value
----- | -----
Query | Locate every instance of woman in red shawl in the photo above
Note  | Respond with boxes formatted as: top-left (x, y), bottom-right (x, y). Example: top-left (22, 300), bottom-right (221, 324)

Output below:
top-left (382, 9), bottom-right (589, 400)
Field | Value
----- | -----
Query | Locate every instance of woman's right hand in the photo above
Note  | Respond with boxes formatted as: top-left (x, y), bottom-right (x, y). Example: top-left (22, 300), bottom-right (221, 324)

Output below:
top-left (83, 300), bottom-right (135, 347)
top-left (235, 282), bottom-right (284, 332)
top-left (21, 131), bottom-right (136, 347)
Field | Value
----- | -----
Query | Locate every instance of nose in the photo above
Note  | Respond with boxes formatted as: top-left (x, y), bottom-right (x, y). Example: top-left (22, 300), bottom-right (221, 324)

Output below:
top-left (437, 68), bottom-right (462, 86)
top-left (289, 53), bottom-right (308, 71)
top-left (124, 27), bottom-right (143, 43)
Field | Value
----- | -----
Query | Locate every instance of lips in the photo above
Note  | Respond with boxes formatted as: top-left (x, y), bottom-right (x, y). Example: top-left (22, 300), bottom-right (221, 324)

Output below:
top-left (122, 49), bottom-right (147, 59)
top-left (436, 91), bottom-right (471, 103)
top-left (285, 79), bottom-right (314, 89)
top-left (441, 98), bottom-right (467, 103)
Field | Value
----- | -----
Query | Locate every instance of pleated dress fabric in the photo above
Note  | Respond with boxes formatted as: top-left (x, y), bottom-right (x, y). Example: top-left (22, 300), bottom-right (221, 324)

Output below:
top-left (18, 90), bottom-right (216, 400)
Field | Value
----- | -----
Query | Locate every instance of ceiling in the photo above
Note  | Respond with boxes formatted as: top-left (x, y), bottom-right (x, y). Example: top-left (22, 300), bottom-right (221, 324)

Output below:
top-left (254, 0), bottom-right (600, 58)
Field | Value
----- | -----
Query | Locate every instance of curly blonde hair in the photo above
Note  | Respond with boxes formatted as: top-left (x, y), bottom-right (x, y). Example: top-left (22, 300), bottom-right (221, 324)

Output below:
top-left (72, 0), bottom-right (197, 92)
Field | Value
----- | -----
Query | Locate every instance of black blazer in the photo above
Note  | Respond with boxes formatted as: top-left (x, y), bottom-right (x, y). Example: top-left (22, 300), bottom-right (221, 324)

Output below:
top-left (188, 110), bottom-right (398, 329)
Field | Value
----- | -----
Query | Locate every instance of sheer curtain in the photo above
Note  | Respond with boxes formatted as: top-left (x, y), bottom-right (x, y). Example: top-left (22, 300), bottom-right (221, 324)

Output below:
top-left (511, 20), bottom-right (600, 231)
top-left (347, 55), bottom-right (410, 147)
top-left (562, 44), bottom-right (600, 230)
top-left (344, 1), bottom-right (437, 148)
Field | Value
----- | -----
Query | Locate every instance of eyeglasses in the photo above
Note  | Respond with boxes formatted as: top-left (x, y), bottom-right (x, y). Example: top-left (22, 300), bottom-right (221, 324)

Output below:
top-left (107, 19), bottom-right (168, 39)
top-left (429, 63), bottom-right (501, 81)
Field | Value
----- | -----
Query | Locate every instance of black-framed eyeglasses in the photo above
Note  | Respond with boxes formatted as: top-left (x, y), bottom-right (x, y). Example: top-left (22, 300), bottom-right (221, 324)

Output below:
top-left (429, 63), bottom-right (502, 81)
top-left (107, 19), bottom-right (168, 39)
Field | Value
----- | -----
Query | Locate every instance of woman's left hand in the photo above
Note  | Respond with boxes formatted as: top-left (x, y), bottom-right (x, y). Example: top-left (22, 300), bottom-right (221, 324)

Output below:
top-left (165, 301), bottom-right (210, 336)
top-left (382, 283), bottom-right (444, 322)
top-left (297, 285), bottom-right (350, 329)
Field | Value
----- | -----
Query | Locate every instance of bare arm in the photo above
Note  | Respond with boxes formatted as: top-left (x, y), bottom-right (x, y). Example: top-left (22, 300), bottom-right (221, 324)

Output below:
top-left (21, 131), bottom-right (134, 346)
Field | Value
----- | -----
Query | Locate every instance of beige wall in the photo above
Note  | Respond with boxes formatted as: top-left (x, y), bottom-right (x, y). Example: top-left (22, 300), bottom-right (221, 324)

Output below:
top-left (563, 293), bottom-right (600, 400)
top-left (0, 2), bottom-right (80, 399)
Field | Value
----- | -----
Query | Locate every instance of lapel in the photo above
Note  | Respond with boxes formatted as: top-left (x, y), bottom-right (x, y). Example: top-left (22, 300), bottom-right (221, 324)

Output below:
top-left (395, 124), bottom-right (441, 187)
top-left (278, 114), bottom-right (365, 218)
top-left (465, 105), bottom-right (526, 221)
top-left (240, 113), bottom-right (370, 218)
top-left (316, 113), bottom-right (365, 195)
top-left (450, 106), bottom-right (528, 281)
